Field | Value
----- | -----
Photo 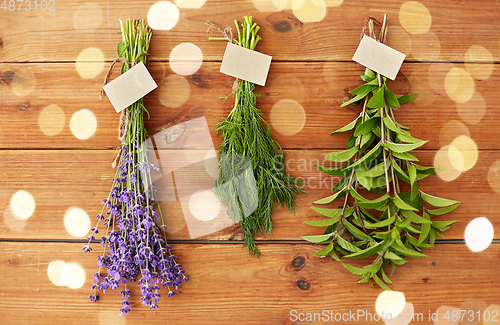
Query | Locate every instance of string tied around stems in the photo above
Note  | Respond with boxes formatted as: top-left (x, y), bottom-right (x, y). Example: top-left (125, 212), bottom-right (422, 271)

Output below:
top-left (100, 52), bottom-right (148, 168)
top-left (206, 21), bottom-right (241, 94)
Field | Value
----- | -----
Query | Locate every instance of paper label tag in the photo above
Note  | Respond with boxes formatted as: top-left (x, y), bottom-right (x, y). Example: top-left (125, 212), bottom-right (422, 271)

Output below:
top-left (219, 42), bottom-right (272, 86)
top-left (102, 61), bottom-right (158, 113)
top-left (352, 35), bottom-right (406, 81)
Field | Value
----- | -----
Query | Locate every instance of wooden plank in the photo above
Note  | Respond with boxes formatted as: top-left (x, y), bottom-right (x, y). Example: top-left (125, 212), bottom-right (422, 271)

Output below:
top-left (0, 242), bottom-right (499, 325)
top-left (1, 62), bottom-right (499, 149)
top-left (0, 1), bottom-right (499, 63)
top-left (0, 149), bottom-right (497, 241)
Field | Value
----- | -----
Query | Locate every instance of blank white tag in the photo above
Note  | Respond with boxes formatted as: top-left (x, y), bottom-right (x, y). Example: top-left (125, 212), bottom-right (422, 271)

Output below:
top-left (352, 35), bottom-right (406, 81)
top-left (219, 43), bottom-right (272, 86)
top-left (103, 61), bottom-right (158, 113)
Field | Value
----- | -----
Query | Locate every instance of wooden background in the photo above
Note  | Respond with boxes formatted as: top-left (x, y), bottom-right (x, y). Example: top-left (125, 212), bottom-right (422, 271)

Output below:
top-left (1, 0), bottom-right (500, 324)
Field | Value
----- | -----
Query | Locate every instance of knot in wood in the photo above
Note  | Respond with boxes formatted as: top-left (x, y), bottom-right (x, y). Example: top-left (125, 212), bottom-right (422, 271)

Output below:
top-left (291, 256), bottom-right (306, 269)
top-left (296, 279), bottom-right (310, 291)
top-left (274, 21), bottom-right (291, 33)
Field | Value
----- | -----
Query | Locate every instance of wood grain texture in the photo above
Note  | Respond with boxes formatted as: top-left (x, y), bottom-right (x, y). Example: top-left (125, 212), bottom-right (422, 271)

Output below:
top-left (1, 62), bottom-right (498, 149)
top-left (0, 242), bottom-right (499, 325)
top-left (0, 149), bottom-right (497, 240)
top-left (0, 0), bottom-right (499, 62)
top-left (1, 1), bottom-right (499, 323)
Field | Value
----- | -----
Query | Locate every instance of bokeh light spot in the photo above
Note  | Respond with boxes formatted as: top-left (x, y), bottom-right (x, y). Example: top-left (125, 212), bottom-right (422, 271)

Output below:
top-left (39, 104), bottom-right (66, 136)
top-left (456, 91), bottom-right (486, 125)
top-left (387, 26), bottom-right (412, 55)
top-left (434, 305), bottom-right (461, 325)
top-left (204, 149), bottom-right (219, 178)
top-left (174, 0), bottom-right (207, 8)
top-left (324, 0), bottom-right (342, 6)
top-left (253, 0), bottom-right (281, 12)
top-left (384, 303), bottom-right (415, 325)
top-left (272, 0), bottom-right (290, 10)
top-left (70, 109), bottom-right (97, 140)
top-left (292, 0), bottom-right (327, 23)
top-left (11, 67), bottom-right (36, 97)
top-left (439, 120), bottom-right (470, 147)
top-left (465, 45), bottom-right (494, 80)
top-left (47, 260), bottom-right (67, 287)
top-left (169, 43), bottom-right (203, 76)
top-left (465, 217), bottom-right (494, 252)
top-left (484, 304), bottom-right (500, 325)
top-left (487, 160), bottom-right (500, 195)
top-left (61, 262), bottom-right (86, 289)
top-left (270, 99), bottom-right (306, 135)
top-left (459, 299), bottom-right (487, 325)
top-left (189, 190), bottom-right (220, 221)
top-left (376, 290), bottom-right (406, 317)
top-left (3, 207), bottom-right (27, 232)
top-left (444, 68), bottom-right (475, 104)
top-left (428, 62), bottom-right (454, 95)
top-left (158, 74), bottom-right (191, 108)
top-left (410, 32), bottom-right (440, 61)
top-left (434, 146), bottom-right (462, 182)
top-left (75, 48), bottom-right (105, 79)
top-left (10, 190), bottom-right (35, 220)
top-left (73, 2), bottom-right (103, 31)
top-left (147, 1), bottom-right (179, 31)
top-left (449, 135), bottom-right (478, 172)
top-left (64, 207), bottom-right (91, 238)
top-left (399, 1), bottom-right (432, 34)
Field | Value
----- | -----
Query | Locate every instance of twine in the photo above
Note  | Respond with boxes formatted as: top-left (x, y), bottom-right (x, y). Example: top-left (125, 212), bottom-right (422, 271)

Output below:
top-left (359, 16), bottom-right (413, 104)
top-left (101, 53), bottom-right (148, 168)
top-left (206, 21), bottom-right (234, 43)
top-left (206, 21), bottom-right (242, 94)
top-left (360, 17), bottom-right (382, 41)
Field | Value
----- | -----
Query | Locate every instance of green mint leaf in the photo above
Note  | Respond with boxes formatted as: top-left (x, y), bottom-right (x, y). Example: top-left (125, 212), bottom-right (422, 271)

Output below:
top-left (313, 188), bottom-right (348, 204)
top-left (384, 85), bottom-right (401, 108)
top-left (420, 191), bottom-right (461, 207)
top-left (367, 87), bottom-right (385, 109)
top-left (331, 117), bottom-right (360, 135)
top-left (385, 141), bottom-right (428, 153)
top-left (325, 147), bottom-right (358, 163)
top-left (315, 243), bottom-right (334, 256)
top-left (397, 93), bottom-right (419, 105)
top-left (302, 233), bottom-right (335, 244)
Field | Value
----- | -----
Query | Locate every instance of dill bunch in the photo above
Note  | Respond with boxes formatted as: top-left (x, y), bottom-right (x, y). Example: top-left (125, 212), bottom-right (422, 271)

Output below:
top-left (211, 16), bottom-right (305, 256)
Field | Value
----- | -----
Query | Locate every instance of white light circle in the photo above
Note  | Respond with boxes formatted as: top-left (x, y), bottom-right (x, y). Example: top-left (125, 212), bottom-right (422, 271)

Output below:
top-left (47, 260), bottom-right (67, 286)
top-left (204, 149), bottom-right (219, 178)
top-left (148, 2), bottom-right (180, 31)
top-left (169, 43), bottom-right (203, 76)
top-left (61, 262), bottom-right (86, 289)
top-left (10, 190), bottom-right (36, 220)
top-left (70, 109), bottom-right (97, 140)
top-left (64, 207), bottom-right (91, 238)
top-left (376, 290), bottom-right (406, 317)
top-left (465, 217), bottom-right (494, 252)
top-left (189, 190), bottom-right (220, 221)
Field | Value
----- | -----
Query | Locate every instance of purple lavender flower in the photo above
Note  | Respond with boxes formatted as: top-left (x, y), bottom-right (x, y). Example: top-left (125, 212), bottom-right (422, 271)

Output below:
top-left (83, 59), bottom-right (188, 314)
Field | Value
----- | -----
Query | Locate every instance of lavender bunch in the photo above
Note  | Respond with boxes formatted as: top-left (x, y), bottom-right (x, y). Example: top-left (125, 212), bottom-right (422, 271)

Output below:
top-left (83, 19), bottom-right (188, 316)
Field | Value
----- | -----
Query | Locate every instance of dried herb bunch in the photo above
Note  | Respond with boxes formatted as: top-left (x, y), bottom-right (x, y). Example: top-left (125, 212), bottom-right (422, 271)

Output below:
top-left (302, 16), bottom-right (459, 289)
top-left (83, 19), bottom-right (187, 315)
top-left (210, 16), bottom-right (305, 256)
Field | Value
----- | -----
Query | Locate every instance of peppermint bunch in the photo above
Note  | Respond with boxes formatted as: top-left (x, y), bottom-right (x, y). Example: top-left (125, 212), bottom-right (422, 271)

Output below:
top-left (303, 15), bottom-right (459, 289)
top-left (83, 19), bottom-right (187, 315)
